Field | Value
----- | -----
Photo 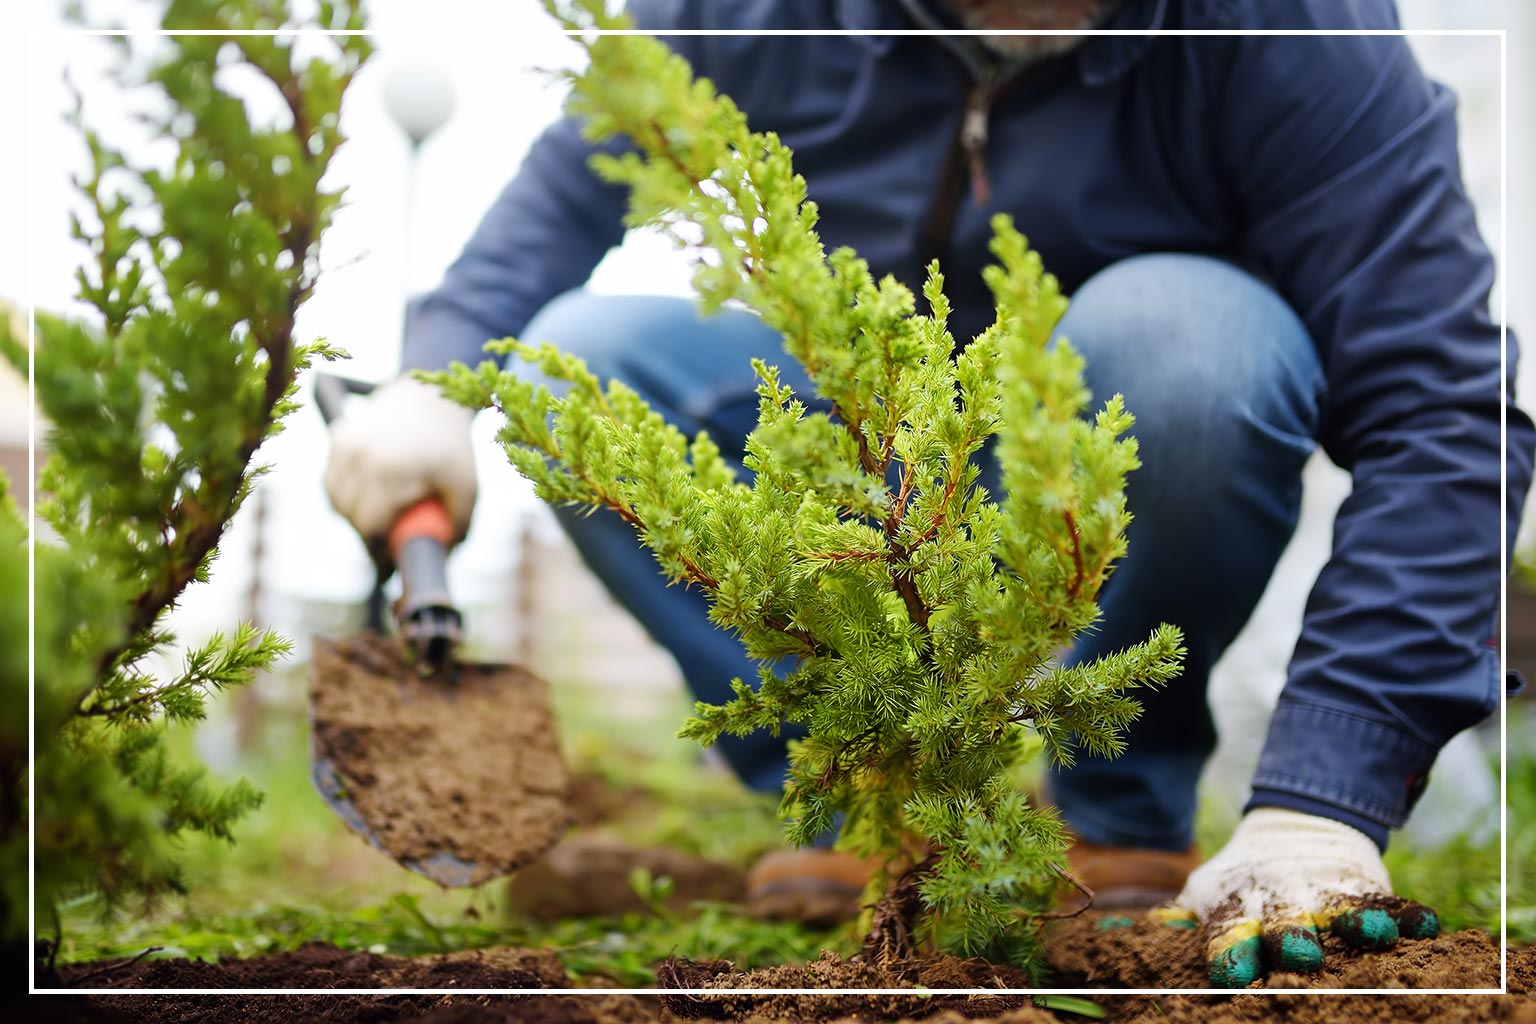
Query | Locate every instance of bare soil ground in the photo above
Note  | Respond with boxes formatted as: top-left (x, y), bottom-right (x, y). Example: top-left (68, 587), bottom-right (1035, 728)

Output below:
top-left (47, 920), bottom-right (1535, 1023)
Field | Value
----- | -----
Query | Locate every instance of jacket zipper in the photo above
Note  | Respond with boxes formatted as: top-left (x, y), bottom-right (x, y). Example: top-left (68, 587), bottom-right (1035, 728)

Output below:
top-left (960, 69), bottom-right (999, 207)
top-left (919, 64), bottom-right (1001, 278)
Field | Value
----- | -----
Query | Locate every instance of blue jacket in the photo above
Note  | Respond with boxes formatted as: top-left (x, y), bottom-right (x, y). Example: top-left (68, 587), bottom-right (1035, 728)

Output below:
top-left (404, 0), bottom-right (1536, 845)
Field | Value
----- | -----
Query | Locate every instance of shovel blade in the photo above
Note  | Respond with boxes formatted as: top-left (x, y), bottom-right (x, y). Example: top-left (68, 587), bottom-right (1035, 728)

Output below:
top-left (308, 633), bottom-right (572, 887)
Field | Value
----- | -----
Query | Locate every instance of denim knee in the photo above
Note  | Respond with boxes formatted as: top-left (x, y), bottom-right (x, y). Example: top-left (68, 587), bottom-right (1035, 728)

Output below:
top-left (1058, 254), bottom-right (1324, 460)
top-left (519, 290), bottom-right (653, 385)
top-left (516, 290), bottom-right (793, 444)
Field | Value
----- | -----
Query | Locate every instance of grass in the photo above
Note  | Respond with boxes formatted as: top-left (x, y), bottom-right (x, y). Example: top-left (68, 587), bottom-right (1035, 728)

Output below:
top-left (1382, 714), bottom-right (1536, 943)
top-left (60, 890), bottom-right (848, 986)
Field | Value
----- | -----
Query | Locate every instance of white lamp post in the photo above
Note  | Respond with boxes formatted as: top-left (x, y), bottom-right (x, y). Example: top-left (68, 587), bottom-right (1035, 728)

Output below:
top-left (382, 62), bottom-right (456, 317)
top-left (383, 62), bottom-right (456, 150)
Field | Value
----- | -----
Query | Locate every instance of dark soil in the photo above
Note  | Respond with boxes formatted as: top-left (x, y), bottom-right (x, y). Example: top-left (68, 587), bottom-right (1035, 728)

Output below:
top-left (48, 942), bottom-right (657, 1023)
top-left (308, 633), bottom-right (572, 886)
top-left (45, 924), bottom-right (1535, 1023)
top-left (1044, 911), bottom-right (1507, 989)
top-left (657, 948), bottom-right (1049, 1021)
top-left (653, 926), bottom-right (1534, 1022)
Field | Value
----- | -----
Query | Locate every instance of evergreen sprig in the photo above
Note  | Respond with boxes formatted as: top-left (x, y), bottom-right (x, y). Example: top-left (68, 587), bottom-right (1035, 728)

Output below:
top-left (0, 0), bottom-right (369, 949)
top-left (428, 0), bottom-right (1184, 965)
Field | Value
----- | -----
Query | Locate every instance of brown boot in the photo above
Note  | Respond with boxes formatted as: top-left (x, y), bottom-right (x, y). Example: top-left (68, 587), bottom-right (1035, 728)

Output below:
top-left (743, 849), bottom-right (882, 926)
top-left (1063, 837), bottom-right (1201, 911)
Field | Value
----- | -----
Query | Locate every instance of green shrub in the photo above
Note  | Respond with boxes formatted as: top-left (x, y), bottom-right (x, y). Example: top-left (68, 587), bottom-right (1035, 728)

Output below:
top-left (1, 0), bottom-right (369, 955)
top-left (429, 0), bottom-right (1184, 967)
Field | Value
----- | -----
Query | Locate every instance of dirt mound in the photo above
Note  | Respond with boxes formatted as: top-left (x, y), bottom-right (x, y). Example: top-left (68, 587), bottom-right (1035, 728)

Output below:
top-left (1044, 911), bottom-right (1506, 989)
top-left (657, 948), bottom-right (1049, 1021)
top-left (49, 928), bottom-right (1535, 1023)
top-left (649, 917), bottom-right (1533, 1023)
top-left (58, 940), bottom-right (567, 989)
top-left (63, 993), bottom-right (658, 1024)
top-left (52, 942), bottom-right (655, 1023)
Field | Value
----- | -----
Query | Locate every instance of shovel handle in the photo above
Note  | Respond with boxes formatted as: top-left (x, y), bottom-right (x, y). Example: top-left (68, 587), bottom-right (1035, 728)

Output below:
top-left (389, 498), bottom-right (454, 558)
top-left (314, 371), bottom-right (377, 425)
top-left (391, 498), bottom-right (460, 670)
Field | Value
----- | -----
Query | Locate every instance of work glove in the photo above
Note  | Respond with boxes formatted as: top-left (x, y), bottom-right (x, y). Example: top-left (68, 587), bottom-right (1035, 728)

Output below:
top-left (1151, 807), bottom-right (1439, 988)
top-left (322, 374), bottom-right (478, 570)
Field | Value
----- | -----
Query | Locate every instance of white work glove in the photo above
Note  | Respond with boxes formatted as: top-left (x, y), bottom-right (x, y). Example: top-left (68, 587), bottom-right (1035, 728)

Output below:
top-left (322, 375), bottom-right (478, 567)
top-left (1151, 808), bottom-right (1438, 987)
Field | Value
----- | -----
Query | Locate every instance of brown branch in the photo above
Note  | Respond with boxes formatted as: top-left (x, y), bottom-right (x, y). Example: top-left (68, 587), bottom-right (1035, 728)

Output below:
top-left (904, 465), bottom-right (964, 549)
top-left (876, 461), bottom-right (933, 635)
top-left (861, 853), bottom-right (940, 966)
top-left (893, 459), bottom-right (916, 519)
top-left (826, 723), bottom-right (881, 784)
top-left (1062, 508), bottom-right (1084, 600)
top-left (888, 566), bottom-right (930, 633)
top-left (70, 946), bottom-right (164, 983)
top-left (1035, 862), bottom-right (1095, 920)
top-left (852, 428), bottom-right (880, 477)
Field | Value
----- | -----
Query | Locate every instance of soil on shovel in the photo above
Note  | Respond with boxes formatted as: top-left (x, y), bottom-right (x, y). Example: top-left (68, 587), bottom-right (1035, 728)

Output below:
top-left (309, 633), bottom-right (572, 886)
top-left (51, 922), bottom-right (1533, 1024)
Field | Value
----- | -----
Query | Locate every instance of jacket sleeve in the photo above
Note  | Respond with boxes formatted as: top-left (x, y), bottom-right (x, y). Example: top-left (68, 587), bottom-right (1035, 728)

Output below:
top-left (1204, 3), bottom-right (1536, 845)
top-left (401, 1), bottom-right (702, 373)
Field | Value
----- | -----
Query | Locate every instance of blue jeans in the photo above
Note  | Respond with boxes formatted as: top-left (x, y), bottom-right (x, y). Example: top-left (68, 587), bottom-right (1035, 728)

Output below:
top-left (518, 254), bottom-right (1324, 851)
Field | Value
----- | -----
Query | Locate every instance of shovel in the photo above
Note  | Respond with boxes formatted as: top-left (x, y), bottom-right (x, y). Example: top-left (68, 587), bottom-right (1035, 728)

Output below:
top-left (309, 373), bottom-right (572, 887)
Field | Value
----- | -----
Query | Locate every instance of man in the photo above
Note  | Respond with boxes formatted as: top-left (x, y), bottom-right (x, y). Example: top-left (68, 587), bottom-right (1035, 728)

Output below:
top-left (324, 0), bottom-right (1535, 986)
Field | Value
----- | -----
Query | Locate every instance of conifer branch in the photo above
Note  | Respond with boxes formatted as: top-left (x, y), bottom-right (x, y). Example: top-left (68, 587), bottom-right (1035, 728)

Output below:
top-left (97, 29), bottom-right (361, 680)
top-left (10, 0), bottom-right (369, 944)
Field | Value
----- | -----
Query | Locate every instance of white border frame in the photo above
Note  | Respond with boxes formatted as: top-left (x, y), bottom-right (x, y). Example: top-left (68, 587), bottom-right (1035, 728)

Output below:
top-left (25, 22), bottom-right (1515, 1001)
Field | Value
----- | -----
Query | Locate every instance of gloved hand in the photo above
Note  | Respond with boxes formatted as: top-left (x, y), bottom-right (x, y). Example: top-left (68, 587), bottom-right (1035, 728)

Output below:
top-left (1150, 807), bottom-right (1439, 988)
top-left (322, 374), bottom-right (478, 569)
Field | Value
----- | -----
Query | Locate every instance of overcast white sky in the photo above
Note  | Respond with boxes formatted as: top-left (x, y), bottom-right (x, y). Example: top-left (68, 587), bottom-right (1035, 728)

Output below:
top-left (1, 0), bottom-right (1532, 629)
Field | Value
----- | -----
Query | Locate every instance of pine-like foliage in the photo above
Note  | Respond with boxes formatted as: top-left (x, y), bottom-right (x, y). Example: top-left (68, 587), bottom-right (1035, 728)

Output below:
top-left (0, 0), bottom-right (369, 949)
top-left (428, 0), bottom-right (1184, 964)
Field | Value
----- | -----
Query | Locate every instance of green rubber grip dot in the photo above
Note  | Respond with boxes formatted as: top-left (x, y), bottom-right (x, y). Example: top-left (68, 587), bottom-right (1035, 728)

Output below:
top-left (1096, 915), bottom-right (1136, 931)
top-left (1270, 925), bottom-right (1324, 973)
top-left (1331, 908), bottom-right (1398, 951)
top-left (1396, 906), bottom-right (1439, 940)
top-left (1209, 935), bottom-right (1263, 989)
